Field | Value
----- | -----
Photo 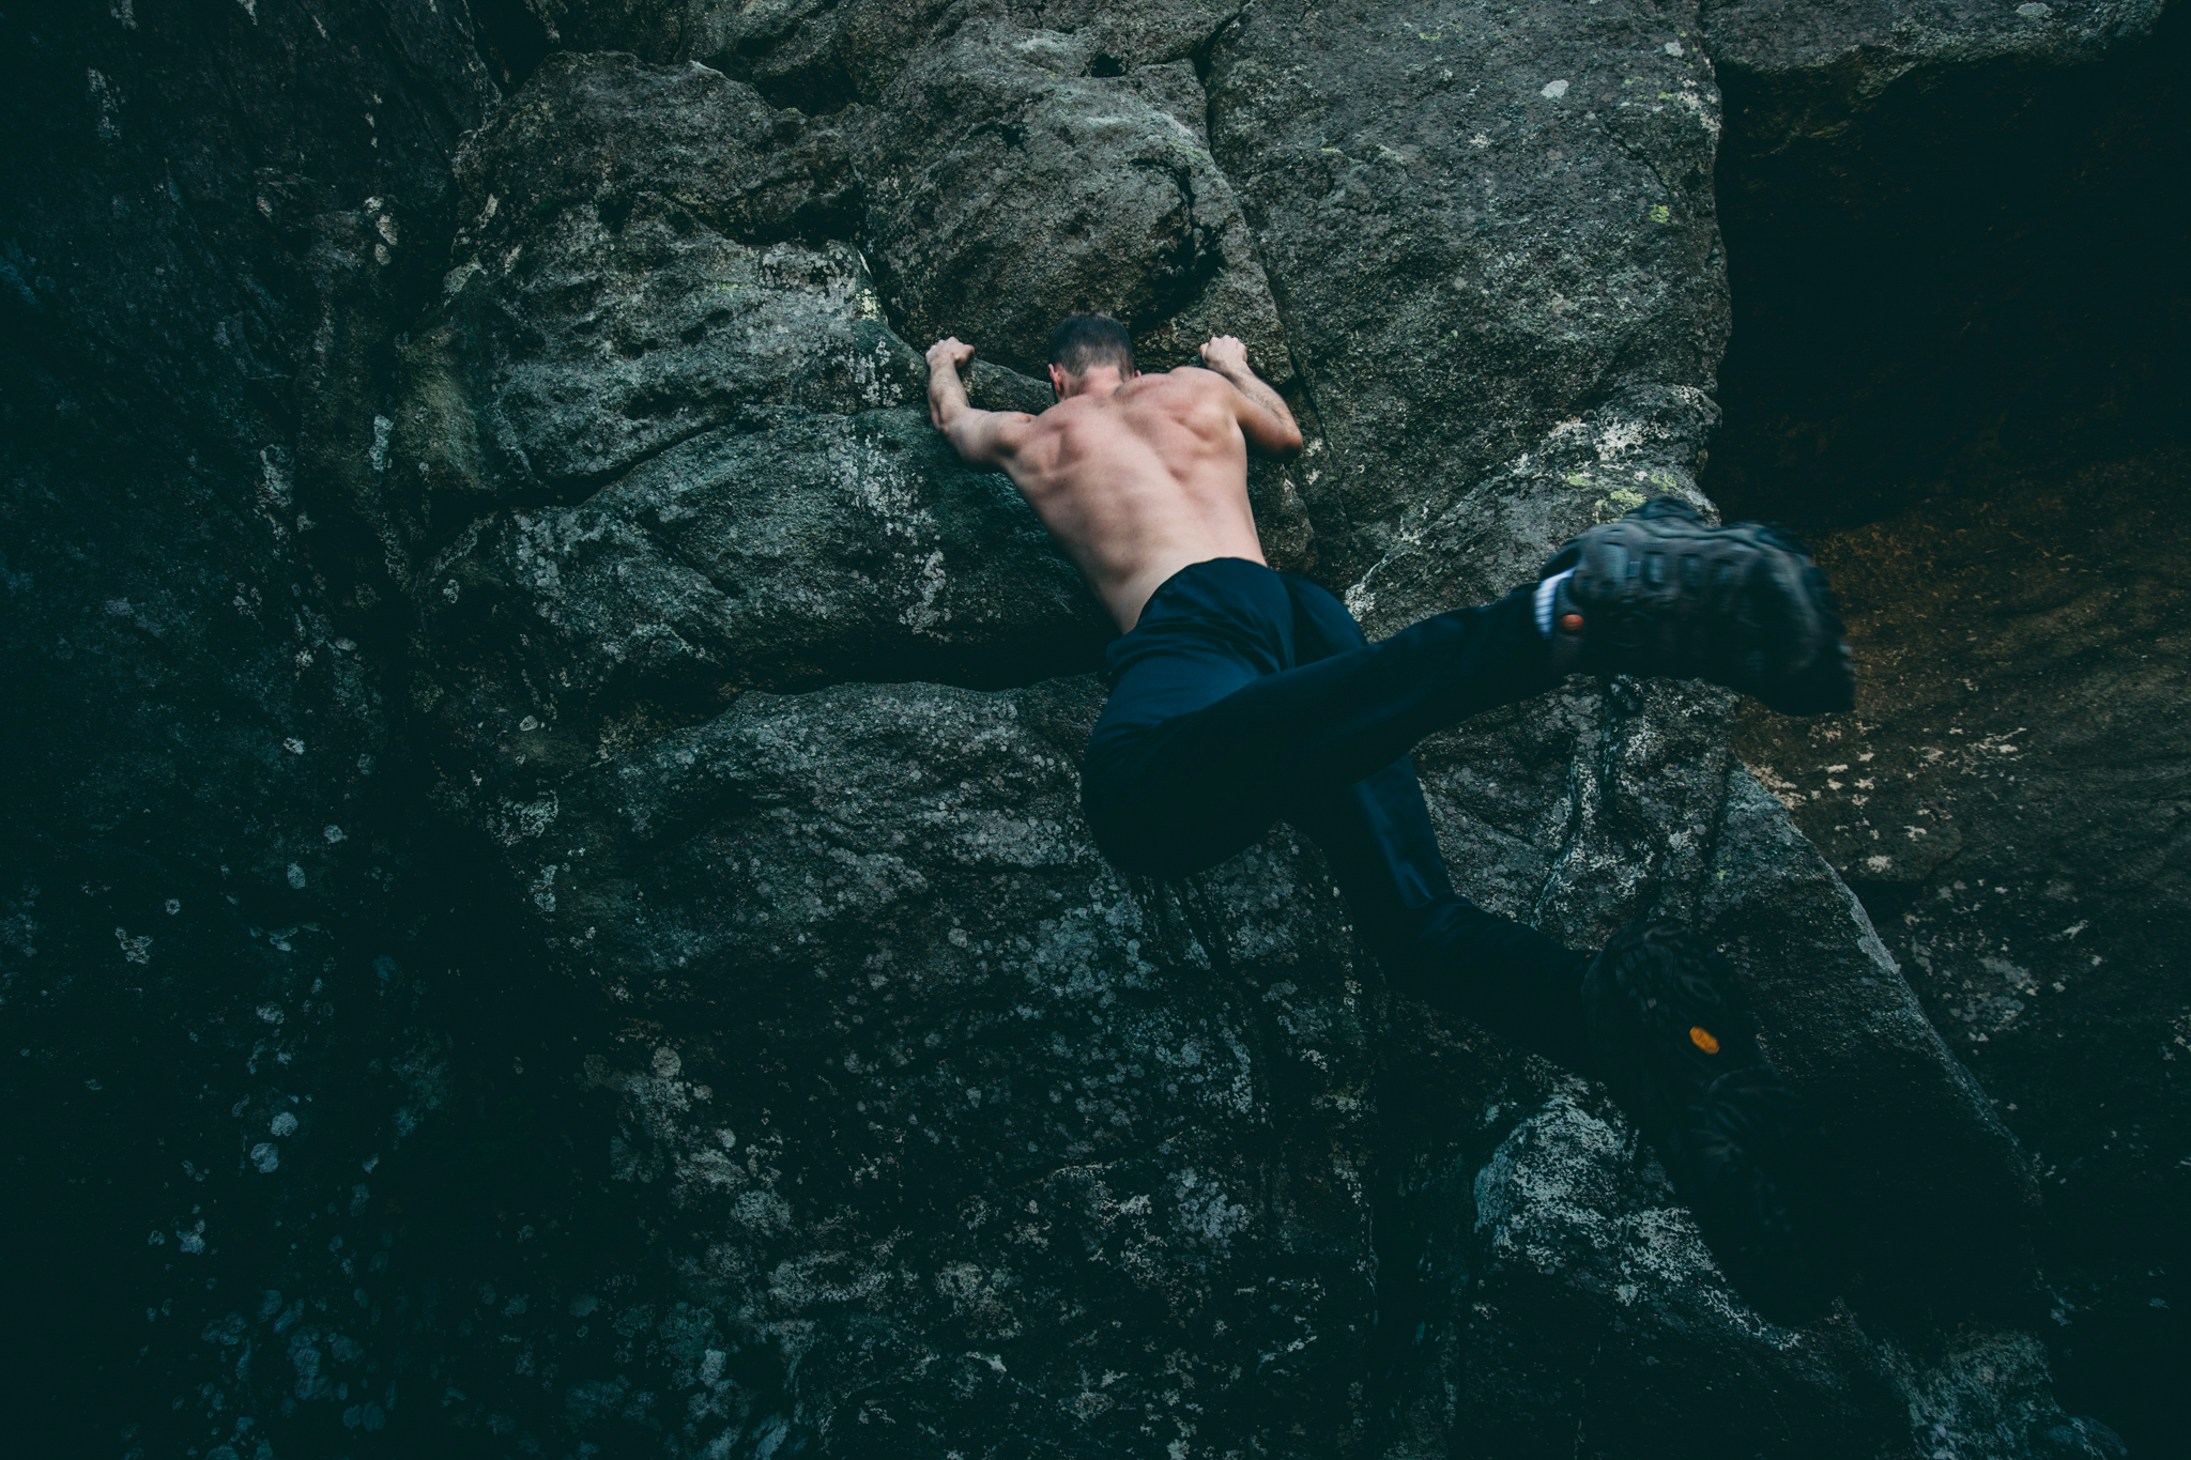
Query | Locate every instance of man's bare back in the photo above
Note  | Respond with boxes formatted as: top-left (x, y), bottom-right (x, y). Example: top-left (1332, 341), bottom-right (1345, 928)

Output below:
top-left (926, 331), bottom-right (1303, 631)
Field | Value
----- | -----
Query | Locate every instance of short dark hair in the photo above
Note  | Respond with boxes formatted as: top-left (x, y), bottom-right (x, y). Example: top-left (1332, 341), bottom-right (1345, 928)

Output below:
top-left (1048, 313), bottom-right (1135, 376)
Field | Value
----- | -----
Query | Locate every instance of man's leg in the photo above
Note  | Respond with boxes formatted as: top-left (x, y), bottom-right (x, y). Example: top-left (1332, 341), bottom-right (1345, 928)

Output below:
top-left (1083, 559), bottom-right (1555, 880)
top-left (1085, 488), bottom-right (1856, 880)
top-left (1273, 573), bottom-right (1834, 1316)
top-left (1275, 576), bottom-right (1594, 1068)
top-left (1078, 538), bottom-right (1849, 1320)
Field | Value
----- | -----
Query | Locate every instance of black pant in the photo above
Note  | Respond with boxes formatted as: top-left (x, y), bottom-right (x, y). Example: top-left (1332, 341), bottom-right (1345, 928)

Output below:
top-left (1081, 557), bottom-right (1588, 1049)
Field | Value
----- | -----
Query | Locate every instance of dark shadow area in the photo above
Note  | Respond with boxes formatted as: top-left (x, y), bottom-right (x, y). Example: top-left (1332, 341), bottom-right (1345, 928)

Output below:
top-left (1709, 12), bottom-right (2190, 533)
top-left (469, 0), bottom-right (552, 89)
top-left (1708, 12), bottom-right (2191, 1453)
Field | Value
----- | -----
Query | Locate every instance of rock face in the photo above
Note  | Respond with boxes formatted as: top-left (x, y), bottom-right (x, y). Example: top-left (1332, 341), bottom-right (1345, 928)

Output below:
top-left (1734, 457), bottom-right (2191, 1455)
top-left (390, 51), bottom-right (1114, 817)
top-left (1707, 5), bottom-right (2188, 1448)
top-left (4, 1), bottom-right (2177, 1456)
top-left (1, 2), bottom-right (497, 1451)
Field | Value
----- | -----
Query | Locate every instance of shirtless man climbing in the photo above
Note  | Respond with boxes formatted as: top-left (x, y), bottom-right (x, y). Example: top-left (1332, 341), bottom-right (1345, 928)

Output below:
top-left (925, 314), bottom-right (1855, 1321)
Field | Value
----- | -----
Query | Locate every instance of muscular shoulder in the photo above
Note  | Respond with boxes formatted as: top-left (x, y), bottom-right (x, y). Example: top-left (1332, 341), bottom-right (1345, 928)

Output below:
top-left (1153, 366), bottom-right (1231, 397)
top-left (1122, 368), bottom-right (1232, 418)
top-left (941, 405), bottom-right (1040, 469)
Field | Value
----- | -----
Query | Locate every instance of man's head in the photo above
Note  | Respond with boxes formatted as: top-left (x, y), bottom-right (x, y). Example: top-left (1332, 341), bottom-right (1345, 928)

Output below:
top-left (1048, 313), bottom-right (1136, 399)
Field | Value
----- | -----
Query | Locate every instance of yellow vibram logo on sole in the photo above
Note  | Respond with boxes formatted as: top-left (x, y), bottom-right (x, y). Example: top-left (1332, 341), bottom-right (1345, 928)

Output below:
top-left (1688, 1025), bottom-right (1720, 1055)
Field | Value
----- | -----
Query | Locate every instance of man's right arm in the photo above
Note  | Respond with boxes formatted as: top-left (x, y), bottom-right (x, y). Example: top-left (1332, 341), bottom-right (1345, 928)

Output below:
top-left (1198, 335), bottom-right (1304, 460)
top-left (927, 337), bottom-right (1033, 468)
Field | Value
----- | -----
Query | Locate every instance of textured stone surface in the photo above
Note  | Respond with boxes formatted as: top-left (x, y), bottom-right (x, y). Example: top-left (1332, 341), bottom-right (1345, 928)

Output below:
top-left (0, 2), bottom-right (499, 1454)
top-left (6, 0), bottom-right (2178, 1455)
top-left (1707, 7), bottom-right (2187, 1448)
top-left (1736, 450), bottom-right (2191, 1450)
top-left (538, 676), bottom-right (1382, 1454)
top-left (857, 21), bottom-right (1287, 381)
top-left (1206, 0), bottom-right (1730, 578)
top-left (711, 0), bottom-right (1247, 111)
top-left (388, 53), bottom-right (861, 521)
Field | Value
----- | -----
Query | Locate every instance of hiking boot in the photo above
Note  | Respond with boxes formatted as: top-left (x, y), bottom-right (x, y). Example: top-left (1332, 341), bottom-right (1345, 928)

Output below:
top-left (1542, 496), bottom-right (1854, 714)
top-left (1580, 921), bottom-right (1833, 1323)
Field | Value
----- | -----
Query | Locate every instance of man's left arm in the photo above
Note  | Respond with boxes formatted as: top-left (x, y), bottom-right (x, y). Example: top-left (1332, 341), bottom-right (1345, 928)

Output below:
top-left (927, 337), bottom-right (1033, 467)
top-left (1197, 335), bottom-right (1303, 460)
